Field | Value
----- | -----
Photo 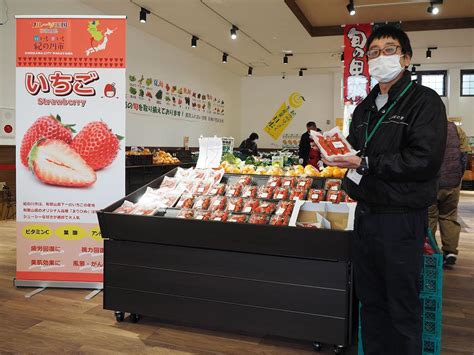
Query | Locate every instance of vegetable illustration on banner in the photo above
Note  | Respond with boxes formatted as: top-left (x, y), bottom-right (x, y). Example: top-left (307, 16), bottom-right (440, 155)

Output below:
top-left (264, 92), bottom-right (305, 140)
top-left (126, 73), bottom-right (225, 124)
top-left (15, 16), bottom-right (126, 286)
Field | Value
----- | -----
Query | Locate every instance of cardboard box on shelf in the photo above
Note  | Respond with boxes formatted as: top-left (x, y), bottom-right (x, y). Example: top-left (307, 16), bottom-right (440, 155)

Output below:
top-left (289, 201), bottom-right (356, 230)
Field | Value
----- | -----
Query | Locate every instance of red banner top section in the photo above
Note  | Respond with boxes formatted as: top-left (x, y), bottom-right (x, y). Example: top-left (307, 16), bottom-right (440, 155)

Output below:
top-left (343, 24), bottom-right (372, 105)
top-left (16, 17), bottom-right (126, 68)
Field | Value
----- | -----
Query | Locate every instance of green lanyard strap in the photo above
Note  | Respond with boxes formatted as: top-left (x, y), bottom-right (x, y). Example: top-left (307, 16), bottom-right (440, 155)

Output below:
top-left (364, 81), bottom-right (413, 152)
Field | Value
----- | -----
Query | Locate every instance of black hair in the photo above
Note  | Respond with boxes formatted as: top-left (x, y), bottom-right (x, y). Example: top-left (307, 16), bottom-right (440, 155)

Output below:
top-left (366, 25), bottom-right (413, 58)
top-left (249, 132), bottom-right (259, 140)
top-left (306, 121), bottom-right (316, 128)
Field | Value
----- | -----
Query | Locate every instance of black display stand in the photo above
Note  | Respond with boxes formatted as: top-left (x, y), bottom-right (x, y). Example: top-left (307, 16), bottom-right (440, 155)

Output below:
top-left (98, 169), bottom-right (355, 354)
top-left (126, 162), bottom-right (195, 194)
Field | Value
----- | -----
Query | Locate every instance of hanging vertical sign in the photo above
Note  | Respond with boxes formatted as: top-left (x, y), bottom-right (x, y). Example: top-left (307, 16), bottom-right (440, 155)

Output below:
top-left (15, 16), bottom-right (126, 287)
top-left (342, 24), bottom-right (372, 135)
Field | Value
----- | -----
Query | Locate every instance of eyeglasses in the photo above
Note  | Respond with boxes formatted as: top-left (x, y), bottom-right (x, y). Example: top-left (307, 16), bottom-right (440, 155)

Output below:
top-left (367, 45), bottom-right (402, 59)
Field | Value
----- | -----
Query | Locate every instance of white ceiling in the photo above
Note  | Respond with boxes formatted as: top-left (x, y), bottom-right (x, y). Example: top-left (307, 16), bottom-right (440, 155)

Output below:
top-left (81, 0), bottom-right (474, 77)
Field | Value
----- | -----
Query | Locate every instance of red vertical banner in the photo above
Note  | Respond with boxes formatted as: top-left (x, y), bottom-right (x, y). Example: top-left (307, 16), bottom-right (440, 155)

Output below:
top-left (15, 16), bottom-right (126, 287)
top-left (343, 24), bottom-right (372, 105)
top-left (342, 24), bottom-right (372, 136)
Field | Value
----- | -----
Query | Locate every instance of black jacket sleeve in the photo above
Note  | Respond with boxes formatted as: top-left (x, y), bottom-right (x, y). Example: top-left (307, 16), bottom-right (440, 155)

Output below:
top-left (369, 91), bottom-right (447, 182)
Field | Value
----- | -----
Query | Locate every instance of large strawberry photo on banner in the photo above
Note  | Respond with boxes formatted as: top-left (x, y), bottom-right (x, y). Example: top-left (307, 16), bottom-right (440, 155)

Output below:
top-left (20, 114), bottom-right (75, 167)
top-left (71, 121), bottom-right (123, 171)
top-left (21, 115), bottom-right (123, 188)
top-left (28, 138), bottom-right (96, 187)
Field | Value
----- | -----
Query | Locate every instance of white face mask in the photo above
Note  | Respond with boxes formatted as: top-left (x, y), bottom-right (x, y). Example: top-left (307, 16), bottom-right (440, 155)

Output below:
top-left (369, 55), bottom-right (403, 83)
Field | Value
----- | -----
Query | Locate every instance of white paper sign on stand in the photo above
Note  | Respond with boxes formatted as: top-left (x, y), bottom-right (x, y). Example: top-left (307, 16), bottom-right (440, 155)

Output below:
top-left (196, 136), bottom-right (223, 169)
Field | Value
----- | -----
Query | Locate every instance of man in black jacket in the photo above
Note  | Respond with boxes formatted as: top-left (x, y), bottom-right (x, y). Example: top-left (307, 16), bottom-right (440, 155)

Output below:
top-left (327, 26), bottom-right (447, 355)
top-left (298, 121), bottom-right (318, 165)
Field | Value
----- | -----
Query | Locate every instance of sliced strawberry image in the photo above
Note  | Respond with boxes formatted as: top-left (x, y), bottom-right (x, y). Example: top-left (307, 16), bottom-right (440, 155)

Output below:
top-left (20, 114), bottom-right (75, 167)
top-left (71, 121), bottom-right (123, 171)
top-left (28, 139), bottom-right (96, 187)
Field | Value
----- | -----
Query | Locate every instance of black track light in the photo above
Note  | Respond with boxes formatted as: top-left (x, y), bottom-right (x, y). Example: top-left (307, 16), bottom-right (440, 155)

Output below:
top-left (340, 53), bottom-right (344, 62)
top-left (222, 52), bottom-right (228, 63)
top-left (248, 67), bottom-right (253, 77)
top-left (299, 68), bottom-right (307, 77)
top-left (426, 47), bottom-right (437, 59)
top-left (411, 65), bottom-right (416, 74)
top-left (191, 36), bottom-right (198, 48)
top-left (283, 55), bottom-right (288, 64)
top-left (139, 7), bottom-right (150, 23)
top-left (427, 1), bottom-right (442, 15)
top-left (230, 25), bottom-right (238, 40)
top-left (346, 0), bottom-right (356, 16)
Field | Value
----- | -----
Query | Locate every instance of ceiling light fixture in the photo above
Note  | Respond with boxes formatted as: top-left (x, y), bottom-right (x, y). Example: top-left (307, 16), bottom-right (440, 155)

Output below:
top-left (282, 72), bottom-right (286, 79)
top-left (427, 0), bottom-right (442, 15)
top-left (191, 36), bottom-right (198, 48)
top-left (346, 0), bottom-right (356, 16)
top-left (426, 47), bottom-right (437, 59)
top-left (283, 55), bottom-right (288, 64)
top-left (299, 68), bottom-right (307, 77)
top-left (340, 53), bottom-right (344, 62)
top-left (222, 52), bottom-right (228, 63)
top-left (230, 25), bottom-right (238, 40)
top-left (248, 67), bottom-right (253, 76)
top-left (139, 7), bottom-right (150, 23)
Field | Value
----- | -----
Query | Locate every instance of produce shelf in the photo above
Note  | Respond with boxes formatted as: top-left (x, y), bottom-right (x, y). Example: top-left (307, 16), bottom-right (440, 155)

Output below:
top-left (98, 168), bottom-right (355, 349)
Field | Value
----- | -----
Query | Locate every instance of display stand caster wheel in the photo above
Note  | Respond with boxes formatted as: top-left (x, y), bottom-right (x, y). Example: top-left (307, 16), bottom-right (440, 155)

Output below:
top-left (312, 341), bottom-right (322, 352)
top-left (333, 345), bottom-right (345, 354)
top-left (114, 311), bottom-right (124, 322)
top-left (130, 313), bottom-right (140, 323)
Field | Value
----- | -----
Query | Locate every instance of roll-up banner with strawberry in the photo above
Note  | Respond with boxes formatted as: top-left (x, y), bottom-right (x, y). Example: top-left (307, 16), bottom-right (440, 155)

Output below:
top-left (15, 16), bottom-right (126, 288)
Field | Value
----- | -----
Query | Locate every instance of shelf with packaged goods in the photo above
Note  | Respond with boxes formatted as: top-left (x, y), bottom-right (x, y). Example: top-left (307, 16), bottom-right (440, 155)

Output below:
top-left (97, 168), bottom-right (356, 350)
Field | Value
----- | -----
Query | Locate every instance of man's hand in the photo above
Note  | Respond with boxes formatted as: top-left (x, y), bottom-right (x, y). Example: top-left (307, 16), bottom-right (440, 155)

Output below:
top-left (322, 156), bottom-right (362, 169)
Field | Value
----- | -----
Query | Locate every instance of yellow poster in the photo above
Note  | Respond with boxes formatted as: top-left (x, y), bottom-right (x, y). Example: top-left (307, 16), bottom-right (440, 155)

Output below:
top-left (264, 92), bottom-right (304, 140)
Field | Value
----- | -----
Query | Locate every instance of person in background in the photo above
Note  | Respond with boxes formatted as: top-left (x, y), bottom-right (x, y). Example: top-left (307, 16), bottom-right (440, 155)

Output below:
top-left (326, 26), bottom-right (447, 354)
top-left (307, 138), bottom-right (324, 170)
top-left (428, 121), bottom-right (470, 267)
top-left (298, 121), bottom-right (318, 165)
top-left (239, 132), bottom-right (259, 157)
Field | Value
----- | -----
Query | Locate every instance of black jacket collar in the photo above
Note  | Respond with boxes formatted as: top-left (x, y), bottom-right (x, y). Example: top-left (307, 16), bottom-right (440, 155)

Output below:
top-left (364, 70), bottom-right (412, 112)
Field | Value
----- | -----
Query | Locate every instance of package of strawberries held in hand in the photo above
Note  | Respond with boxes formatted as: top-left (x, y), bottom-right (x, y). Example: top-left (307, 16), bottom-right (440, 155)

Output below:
top-left (310, 127), bottom-right (357, 162)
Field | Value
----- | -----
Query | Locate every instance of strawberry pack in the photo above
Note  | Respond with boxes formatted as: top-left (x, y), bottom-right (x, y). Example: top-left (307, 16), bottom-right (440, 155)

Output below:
top-left (310, 127), bottom-right (357, 162)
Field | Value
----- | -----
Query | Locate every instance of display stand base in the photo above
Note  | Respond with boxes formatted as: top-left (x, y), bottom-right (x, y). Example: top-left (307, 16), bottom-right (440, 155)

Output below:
top-left (24, 287), bottom-right (46, 298)
top-left (14, 278), bottom-right (103, 292)
top-left (84, 288), bottom-right (102, 300)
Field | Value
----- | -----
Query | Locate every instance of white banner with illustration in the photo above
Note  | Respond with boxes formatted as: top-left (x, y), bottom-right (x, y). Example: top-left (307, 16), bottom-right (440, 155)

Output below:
top-left (126, 73), bottom-right (225, 124)
top-left (15, 16), bottom-right (126, 285)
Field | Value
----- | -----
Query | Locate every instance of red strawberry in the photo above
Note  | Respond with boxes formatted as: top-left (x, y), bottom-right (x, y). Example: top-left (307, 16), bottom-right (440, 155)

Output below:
top-left (71, 121), bottom-right (123, 170)
top-left (20, 114), bottom-right (75, 167)
top-left (28, 139), bottom-right (96, 187)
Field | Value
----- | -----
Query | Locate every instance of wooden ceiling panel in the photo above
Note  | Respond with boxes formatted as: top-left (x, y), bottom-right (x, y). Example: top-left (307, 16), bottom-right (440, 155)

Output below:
top-left (287, 0), bottom-right (474, 36)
